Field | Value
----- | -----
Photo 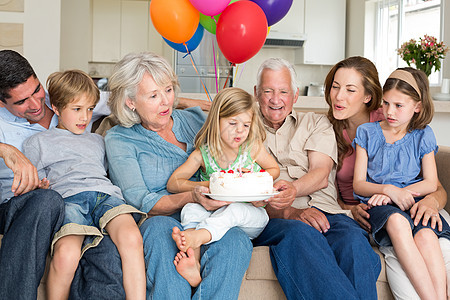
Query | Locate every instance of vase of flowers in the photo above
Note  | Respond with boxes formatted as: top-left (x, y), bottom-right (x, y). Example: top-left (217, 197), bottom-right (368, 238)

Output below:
top-left (397, 34), bottom-right (449, 76)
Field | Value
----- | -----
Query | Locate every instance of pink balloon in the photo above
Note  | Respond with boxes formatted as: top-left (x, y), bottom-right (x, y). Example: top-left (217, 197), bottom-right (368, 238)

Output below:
top-left (189, 0), bottom-right (231, 16)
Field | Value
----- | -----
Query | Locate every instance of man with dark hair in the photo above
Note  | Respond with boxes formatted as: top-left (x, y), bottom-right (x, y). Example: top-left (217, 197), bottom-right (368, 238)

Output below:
top-left (0, 50), bottom-right (125, 299)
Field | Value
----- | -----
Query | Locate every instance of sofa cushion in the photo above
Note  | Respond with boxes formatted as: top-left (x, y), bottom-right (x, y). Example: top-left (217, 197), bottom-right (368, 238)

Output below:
top-left (245, 246), bottom-right (277, 280)
top-left (436, 146), bottom-right (450, 212)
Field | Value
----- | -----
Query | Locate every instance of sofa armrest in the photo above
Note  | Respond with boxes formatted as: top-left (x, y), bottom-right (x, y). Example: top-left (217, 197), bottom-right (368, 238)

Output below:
top-left (436, 145), bottom-right (450, 213)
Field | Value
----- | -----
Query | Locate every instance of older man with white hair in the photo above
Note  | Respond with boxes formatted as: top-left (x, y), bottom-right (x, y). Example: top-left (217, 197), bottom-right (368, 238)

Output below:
top-left (251, 58), bottom-right (381, 300)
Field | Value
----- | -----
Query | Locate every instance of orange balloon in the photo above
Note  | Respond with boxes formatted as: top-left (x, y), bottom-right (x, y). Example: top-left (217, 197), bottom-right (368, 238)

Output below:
top-left (150, 0), bottom-right (200, 44)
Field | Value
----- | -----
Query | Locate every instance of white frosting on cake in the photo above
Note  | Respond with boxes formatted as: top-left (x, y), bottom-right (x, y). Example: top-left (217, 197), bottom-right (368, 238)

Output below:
top-left (209, 171), bottom-right (273, 195)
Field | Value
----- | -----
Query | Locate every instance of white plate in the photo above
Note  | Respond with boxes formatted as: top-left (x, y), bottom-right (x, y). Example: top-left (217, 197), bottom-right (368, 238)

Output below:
top-left (433, 93), bottom-right (450, 101)
top-left (203, 192), bottom-right (279, 202)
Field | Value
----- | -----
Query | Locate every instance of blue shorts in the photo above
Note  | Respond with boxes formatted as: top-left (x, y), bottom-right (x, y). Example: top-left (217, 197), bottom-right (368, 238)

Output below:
top-left (52, 191), bottom-right (145, 256)
top-left (368, 204), bottom-right (450, 247)
top-left (63, 191), bottom-right (127, 228)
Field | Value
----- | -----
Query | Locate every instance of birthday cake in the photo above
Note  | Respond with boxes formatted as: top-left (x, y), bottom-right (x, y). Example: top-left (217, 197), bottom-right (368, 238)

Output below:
top-left (209, 170), bottom-right (273, 196)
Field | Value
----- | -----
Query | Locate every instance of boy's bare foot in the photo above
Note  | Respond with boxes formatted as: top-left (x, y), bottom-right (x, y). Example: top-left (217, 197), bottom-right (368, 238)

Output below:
top-left (173, 248), bottom-right (202, 287)
top-left (172, 227), bottom-right (211, 252)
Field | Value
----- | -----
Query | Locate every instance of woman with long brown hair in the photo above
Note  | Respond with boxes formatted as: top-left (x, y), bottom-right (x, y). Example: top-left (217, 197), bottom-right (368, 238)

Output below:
top-left (324, 56), bottom-right (450, 299)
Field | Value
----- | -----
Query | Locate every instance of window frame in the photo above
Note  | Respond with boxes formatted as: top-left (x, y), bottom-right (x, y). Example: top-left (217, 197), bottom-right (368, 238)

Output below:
top-left (366, 0), bottom-right (444, 85)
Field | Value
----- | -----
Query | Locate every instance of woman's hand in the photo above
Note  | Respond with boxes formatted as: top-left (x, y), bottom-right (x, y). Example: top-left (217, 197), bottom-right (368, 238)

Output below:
top-left (385, 185), bottom-right (418, 211)
top-left (368, 194), bottom-right (392, 207)
top-left (410, 196), bottom-right (442, 231)
top-left (351, 203), bottom-right (372, 232)
top-left (192, 185), bottom-right (230, 211)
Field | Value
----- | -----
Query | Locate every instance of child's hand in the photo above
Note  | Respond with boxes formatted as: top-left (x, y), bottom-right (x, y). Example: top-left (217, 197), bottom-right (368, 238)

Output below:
top-left (38, 178), bottom-right (50, 189)
top-left (367, 194), bottom-right (392, 207)
top-left (252, 200), bottom-right (267, 207)
top-left (385, 185), bottom-right (419, 211)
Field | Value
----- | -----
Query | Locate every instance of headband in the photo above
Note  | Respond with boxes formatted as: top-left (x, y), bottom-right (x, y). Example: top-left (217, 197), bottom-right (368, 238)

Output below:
top-left (387, 69), bottom-right (421, 98)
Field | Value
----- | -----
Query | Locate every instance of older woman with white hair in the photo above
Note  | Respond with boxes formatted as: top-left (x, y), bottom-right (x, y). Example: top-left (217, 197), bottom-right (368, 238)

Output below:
top-left (104, 52), bottom-right (252, 299)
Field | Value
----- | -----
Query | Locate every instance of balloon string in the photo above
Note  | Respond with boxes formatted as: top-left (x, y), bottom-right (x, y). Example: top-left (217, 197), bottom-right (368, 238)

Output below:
top-left (237, 62), bottom-right (247, 85)
top-left (211, 15), bottom-right (218, 25)
top-left (209, 16), bottom-right (216, 33)
top-left (184, 43), bottom-right (212, 102)
top-left (233, 64), bottom-right (239, 86)
top-left (211, 39), bottom-right (219, 93)
top-left (222, 65), bottom-right (232, 89)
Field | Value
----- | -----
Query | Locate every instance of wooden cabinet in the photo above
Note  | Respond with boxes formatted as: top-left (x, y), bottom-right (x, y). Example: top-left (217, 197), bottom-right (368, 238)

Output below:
top-left (295, 0), bottom-right (346, 65)
top-left (92, 0), bottom-right (121, 62)
top-left (266, 0), bottom-right (305, 42)
top-left (92, 0), bottom-right (162, 62)
top-left (121, 1), bottom-right (150, 58)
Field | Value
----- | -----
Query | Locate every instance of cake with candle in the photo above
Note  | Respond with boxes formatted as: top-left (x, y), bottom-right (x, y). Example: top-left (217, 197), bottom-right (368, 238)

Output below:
top-left (209, 170), bottom-right (274, 196)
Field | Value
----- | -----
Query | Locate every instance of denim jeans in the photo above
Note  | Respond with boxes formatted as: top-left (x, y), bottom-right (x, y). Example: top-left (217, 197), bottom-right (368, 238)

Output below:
top-left (0, 189), bottom-right (64, 300)
top-left (69, 235), bottom-right (125, 299)
top-left (253, 215), bottom-right (381, 300)
top-left (140, 215), bottom-right (253, 299)
top-left (324, 212), bottom-right (381, 300)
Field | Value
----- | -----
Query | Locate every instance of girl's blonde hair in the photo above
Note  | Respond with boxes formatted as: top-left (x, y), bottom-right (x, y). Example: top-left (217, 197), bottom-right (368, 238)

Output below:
top-left (195, 87), bottom-right (266, 160)
top-left (108, 52), bottom-right (180, 128)
top-left (383, 67), bottom-right (434, 131)
top-left (324, 56), bottom-right (382, 171)
top-left (47, 70), bottom-right (99, 111)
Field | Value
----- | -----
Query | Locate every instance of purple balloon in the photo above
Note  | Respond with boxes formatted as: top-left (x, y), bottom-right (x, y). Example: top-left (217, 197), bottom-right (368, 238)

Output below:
top-left (250, 0), bottom-right (293, 26)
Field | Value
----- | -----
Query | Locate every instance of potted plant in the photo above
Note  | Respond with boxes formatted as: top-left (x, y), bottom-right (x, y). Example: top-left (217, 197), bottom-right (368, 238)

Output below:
top-left (397, 34), bottom-right (449, 76)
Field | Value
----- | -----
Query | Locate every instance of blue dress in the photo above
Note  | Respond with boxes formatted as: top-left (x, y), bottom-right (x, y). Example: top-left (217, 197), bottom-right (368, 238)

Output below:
top-left (353, 122), bottom-right (450, 246)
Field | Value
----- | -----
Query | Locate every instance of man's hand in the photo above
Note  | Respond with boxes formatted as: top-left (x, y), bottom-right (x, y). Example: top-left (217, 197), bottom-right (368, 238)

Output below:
top-left (266, 180), bottom-right (297, 210)
top-left (289, 207), bottom-right (330, 233)
top-left (351, 203), bottom-right (371, 232)
top-left (192, 185), bottom-right (230, 211)
top-left (1, 143), bottom-right (39, 196)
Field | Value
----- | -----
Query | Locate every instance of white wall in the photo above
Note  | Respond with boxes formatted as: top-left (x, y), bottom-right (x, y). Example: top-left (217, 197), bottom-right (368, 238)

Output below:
top-left (23, 0), bottom-right (61, 84)
top-left (0, 0), bottom-right (61, 84)
top-left (1, 0), bottom-right (90, 83)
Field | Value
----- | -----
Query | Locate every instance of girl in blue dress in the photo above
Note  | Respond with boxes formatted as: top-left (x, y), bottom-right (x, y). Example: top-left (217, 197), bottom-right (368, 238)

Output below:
top-left (353, 67), bottom-right (449, 300)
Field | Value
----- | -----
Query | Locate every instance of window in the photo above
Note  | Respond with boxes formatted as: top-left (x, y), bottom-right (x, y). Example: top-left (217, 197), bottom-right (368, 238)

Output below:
top-left (367, 0), bottom-right (442, 84)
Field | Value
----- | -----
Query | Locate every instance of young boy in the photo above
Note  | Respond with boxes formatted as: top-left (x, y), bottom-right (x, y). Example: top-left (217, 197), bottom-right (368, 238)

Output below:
top-left (22, 70), bottom-right (146, 300)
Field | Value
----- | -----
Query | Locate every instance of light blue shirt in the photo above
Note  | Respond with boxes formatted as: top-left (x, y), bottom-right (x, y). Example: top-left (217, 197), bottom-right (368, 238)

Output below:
top-left (352, 122), bottom-right (438, 203)
top-left (0, 101), bottom-right (58, 202)
top-left (105, 107), bottom-right (206, 214)
top-left (0, 91), bottom-right (110, 202)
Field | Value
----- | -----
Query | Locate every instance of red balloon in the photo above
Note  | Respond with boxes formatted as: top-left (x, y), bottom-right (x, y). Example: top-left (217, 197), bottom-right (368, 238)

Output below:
top-left (216, 1), bottom-right (268, 64)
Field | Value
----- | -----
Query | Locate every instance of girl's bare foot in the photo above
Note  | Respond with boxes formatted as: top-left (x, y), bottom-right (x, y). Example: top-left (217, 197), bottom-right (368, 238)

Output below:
top-left (173, 248), bottom-right (202, 287)
top-left (172, 227), bottom-right (188, 252)
top-left (172, 227), bottom-right (211, 252)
